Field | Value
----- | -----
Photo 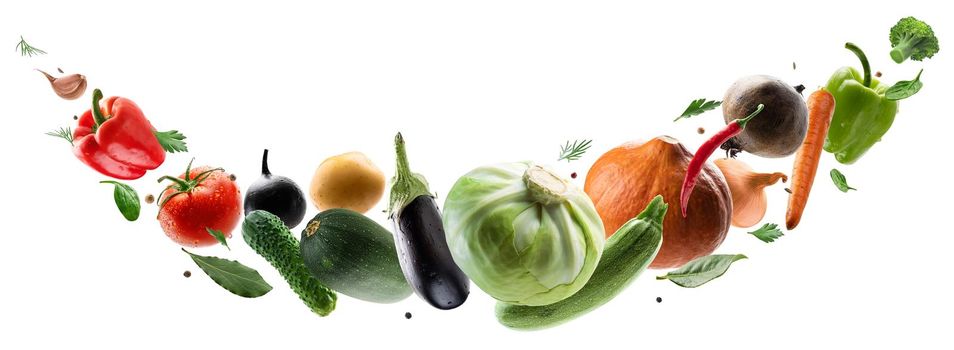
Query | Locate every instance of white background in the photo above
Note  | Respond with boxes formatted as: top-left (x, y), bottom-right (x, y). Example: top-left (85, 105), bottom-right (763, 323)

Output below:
top-left (1, 1), bottom-right (951, 348)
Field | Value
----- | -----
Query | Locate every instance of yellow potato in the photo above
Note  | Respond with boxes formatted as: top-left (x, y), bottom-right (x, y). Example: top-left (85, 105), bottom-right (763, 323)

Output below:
top-left (310, 152), bottom-right (385, 213)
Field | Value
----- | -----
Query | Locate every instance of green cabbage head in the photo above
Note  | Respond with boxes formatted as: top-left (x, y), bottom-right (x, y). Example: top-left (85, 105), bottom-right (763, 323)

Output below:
top-left (443, 162), bottom-right (604, 306)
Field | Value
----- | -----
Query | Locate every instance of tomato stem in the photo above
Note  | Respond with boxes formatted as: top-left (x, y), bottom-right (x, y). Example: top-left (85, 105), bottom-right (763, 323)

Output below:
top-left (183, 158), bottom-right (195, 181)
top-left (155, 158), bottom-right (226, 212)
top-left (157, 175), bottom-right (190, 189)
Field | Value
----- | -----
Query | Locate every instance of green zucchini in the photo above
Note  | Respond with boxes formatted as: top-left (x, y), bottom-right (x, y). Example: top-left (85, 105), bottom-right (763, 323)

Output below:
top-left (242, 210), bottom-right (337, 316)
top-left (301, 208), bottom-right (412, 303)
top-left (495, 196), bottom-right (666, 330)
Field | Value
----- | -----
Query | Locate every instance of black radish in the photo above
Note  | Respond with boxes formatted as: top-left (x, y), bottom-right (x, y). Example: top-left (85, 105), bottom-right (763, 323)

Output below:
top-left (244, 149), bottom-right (307, 228)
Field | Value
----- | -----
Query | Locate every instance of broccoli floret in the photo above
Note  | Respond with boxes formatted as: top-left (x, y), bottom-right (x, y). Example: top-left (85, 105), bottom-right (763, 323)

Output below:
top-left (889, 16), bottom-right (939, 63)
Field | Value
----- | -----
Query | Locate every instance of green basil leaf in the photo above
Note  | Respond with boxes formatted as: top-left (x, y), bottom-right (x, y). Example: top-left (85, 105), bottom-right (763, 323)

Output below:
top-left (830, 168), bottom-right (856, 192)
top-left (100, 181), bottom-right (140, 221)
top-left (886, 69), bottom-right (923, 101)
top-left (182, 249), bottom-right (272, 298)
top-left (656, 254), bottom-right (747, 288)
top-left (206, 228), bottom-right (230, 250)
top-left (749, 223), bottom-right (784, 243)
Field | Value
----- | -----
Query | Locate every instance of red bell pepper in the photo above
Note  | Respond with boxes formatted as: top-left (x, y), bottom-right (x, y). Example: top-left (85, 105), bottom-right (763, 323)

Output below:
top-left (71, 89), bottom-right (187, 180)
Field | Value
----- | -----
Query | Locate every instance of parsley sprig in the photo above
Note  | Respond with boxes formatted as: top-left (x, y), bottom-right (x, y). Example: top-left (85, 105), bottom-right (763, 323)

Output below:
top-left (675, 98), bottom-right (721, 122)
top-left (749, 223), bottom-right (784, 243)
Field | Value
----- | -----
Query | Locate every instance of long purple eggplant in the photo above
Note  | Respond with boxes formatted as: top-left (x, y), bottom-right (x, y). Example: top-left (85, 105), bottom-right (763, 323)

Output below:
top-left (388, 133), bottom-right (469, 310)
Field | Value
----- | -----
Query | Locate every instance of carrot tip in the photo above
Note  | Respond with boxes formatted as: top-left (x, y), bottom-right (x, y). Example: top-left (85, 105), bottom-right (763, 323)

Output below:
top-left (786, 220), bottom-right (797, 230)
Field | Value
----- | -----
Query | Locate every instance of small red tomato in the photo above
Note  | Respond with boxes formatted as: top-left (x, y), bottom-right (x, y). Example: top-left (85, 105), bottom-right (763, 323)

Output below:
top-left (157, 161), bottom-right (241, 247)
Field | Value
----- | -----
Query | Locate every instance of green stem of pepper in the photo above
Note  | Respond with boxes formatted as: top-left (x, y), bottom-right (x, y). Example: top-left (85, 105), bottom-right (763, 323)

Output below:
top-left (735, 103), bottom-right (765, 128)
top-left (91, 88), bottom-right (108, 128)
top-left (845, 42), bottom-right (871, 88)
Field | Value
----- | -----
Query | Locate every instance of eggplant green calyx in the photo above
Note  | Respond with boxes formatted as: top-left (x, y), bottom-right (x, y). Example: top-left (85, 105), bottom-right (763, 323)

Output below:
top-left (523, 165), bottom-right (570, 205)
top-left (388, 132), bottom-right (432, 217)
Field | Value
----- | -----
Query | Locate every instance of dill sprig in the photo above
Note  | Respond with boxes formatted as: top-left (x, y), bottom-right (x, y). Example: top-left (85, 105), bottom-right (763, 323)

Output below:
top-left (558, 139), bottom-right (592, 162)
top-left (45, 127), bottom-right (74, 145)
top-left (16, 36), bottom-right (47, 57)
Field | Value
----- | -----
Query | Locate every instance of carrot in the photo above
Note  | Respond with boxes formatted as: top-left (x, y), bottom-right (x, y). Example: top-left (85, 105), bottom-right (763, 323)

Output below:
top-left (785, 89), bottom-right (836, 230)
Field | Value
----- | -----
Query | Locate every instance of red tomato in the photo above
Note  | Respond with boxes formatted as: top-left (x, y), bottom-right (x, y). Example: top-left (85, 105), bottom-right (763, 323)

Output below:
top-left (157, 164), bottom-right (242, 247)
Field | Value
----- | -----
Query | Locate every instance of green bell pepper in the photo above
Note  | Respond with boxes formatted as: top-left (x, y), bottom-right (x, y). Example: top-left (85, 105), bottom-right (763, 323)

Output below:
top-left (824, 43), bottom-right (899, 164)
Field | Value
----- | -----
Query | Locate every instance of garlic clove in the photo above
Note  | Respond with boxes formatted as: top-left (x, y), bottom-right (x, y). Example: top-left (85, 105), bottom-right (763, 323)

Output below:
top-left (37, 69), bottom-right (87, 100)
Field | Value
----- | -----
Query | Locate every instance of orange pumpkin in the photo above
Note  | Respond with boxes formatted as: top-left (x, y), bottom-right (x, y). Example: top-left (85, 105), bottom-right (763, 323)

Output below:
top-left (584, 136), bottom-right (732, 269)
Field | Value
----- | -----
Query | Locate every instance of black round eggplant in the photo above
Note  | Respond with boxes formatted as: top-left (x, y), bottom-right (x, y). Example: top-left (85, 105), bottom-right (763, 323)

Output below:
top-left (244, 149), bottom-right (307, 228)
top-left (388, 133), bottom-right (470, 310)
top-left (393, 195), bottom-right (470, 309)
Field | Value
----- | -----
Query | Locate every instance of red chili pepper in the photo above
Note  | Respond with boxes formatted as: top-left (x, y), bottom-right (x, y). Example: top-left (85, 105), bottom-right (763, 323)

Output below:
top-left (680, 103), bottom-right (764, 217)
top-left (71, 89), bottom-right (187, 180)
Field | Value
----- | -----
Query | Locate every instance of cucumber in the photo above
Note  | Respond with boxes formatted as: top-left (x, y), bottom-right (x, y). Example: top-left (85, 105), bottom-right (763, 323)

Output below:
top-left (495, 196), bottom-right (666, 330)
top-left (242, 210), bottom-right (337, 316)
top-left (301, 209), bottom-right (412, 304)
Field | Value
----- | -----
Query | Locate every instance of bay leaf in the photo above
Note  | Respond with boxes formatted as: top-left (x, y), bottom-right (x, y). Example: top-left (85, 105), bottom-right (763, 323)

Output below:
top-left (657, 254), bottom-right (747, 288)
top-left (183, 249), bottom-right (272, 298)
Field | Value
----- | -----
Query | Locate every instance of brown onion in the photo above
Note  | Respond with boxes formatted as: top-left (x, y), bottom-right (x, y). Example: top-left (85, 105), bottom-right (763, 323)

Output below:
top-left (714, 158), bottom-right (787, 228)
top-left (584, 136), bottom-right (732, 269)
